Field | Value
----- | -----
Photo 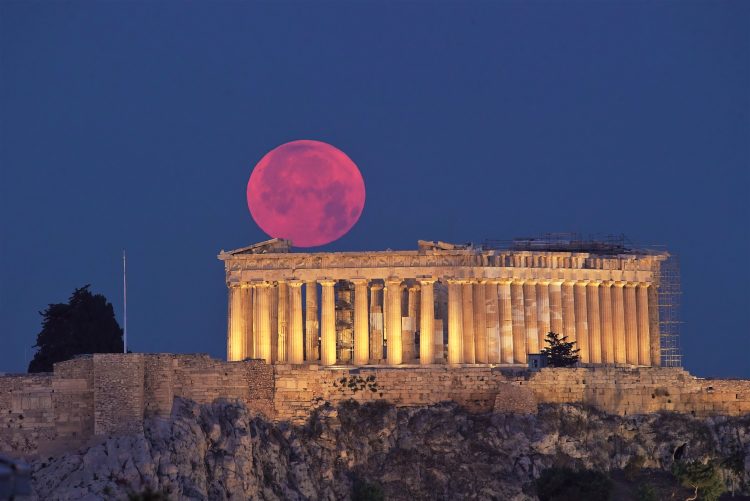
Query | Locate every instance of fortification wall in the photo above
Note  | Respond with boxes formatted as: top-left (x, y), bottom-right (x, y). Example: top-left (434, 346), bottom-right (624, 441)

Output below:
top-left (0, 354), bottom-right (273, 458)
top-left (1, 354), bottom-right (748, 458)
top-left (520, 367), bottom-right (750, 416)
top-left (273, 365), bottom-right (503, 422)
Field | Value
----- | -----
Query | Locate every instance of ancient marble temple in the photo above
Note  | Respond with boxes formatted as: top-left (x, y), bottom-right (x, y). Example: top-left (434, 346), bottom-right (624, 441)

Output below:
top-left (219, 238), bottom-right (668, 367)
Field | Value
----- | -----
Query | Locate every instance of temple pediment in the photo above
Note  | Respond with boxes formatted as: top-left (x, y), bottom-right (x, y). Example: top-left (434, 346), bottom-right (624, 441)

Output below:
top-left (219, 238), bottom-right (292, 257)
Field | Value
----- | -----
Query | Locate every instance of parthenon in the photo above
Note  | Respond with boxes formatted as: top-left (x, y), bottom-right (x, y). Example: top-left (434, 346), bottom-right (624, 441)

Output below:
top-left (219, 237), bottom-right (669, 367)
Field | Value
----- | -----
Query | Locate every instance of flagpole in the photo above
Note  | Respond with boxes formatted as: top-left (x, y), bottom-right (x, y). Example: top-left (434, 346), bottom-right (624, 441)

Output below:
top-left (123, 249), bottom-right (127, 354)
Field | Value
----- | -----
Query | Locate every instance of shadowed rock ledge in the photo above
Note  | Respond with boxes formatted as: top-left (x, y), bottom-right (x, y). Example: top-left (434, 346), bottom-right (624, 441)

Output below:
top-left (30, 398), bottom-right (750, 500)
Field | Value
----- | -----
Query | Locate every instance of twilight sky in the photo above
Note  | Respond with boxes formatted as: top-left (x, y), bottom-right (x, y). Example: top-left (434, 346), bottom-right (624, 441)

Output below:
top-left (1, 1), bottom-right (748, 377)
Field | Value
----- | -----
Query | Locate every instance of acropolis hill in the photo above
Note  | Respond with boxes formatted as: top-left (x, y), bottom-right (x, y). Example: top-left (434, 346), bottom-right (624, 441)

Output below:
top-left (2, 237), bottom-right (749, 464)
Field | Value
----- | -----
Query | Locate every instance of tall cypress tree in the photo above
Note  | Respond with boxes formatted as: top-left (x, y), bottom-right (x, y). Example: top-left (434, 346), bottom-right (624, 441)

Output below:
top-left (28, 285), bottom-right (124, 373)
top-left (540, 331), bottom-right (580, 367)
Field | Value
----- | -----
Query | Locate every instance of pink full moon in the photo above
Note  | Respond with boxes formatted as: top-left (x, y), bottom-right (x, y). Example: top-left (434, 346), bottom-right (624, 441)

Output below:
top-left (246, 140), bottom-right (366, 247)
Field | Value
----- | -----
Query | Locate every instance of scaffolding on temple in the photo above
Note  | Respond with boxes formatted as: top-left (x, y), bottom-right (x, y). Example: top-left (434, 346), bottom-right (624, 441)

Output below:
top-left (482, 232), bottom-right (634, 254)
top-left (657, 254), bottom-right (682, 367)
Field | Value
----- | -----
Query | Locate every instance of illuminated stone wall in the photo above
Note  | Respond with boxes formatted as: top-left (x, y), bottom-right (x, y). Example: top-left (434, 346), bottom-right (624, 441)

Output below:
top-left (2, 354), bottom-right (748, 458)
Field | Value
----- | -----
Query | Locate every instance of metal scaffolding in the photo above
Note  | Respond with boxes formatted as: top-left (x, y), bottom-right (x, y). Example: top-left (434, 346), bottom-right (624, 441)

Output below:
top-left (657, 255), bottom-right (683, 367)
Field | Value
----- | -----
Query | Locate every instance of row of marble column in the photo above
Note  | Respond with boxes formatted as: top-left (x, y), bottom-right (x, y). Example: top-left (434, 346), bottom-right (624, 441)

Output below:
top-left (227, 278), bottom-right (440, 365)
top-left (445, 279), bottom-right (656, 366)
top-left (228, 277), bottom-right (658, 366)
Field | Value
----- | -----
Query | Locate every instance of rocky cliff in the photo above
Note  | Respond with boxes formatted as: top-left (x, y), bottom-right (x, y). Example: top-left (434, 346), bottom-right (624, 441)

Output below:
top-left (30, 398), bottom-right (750, 500)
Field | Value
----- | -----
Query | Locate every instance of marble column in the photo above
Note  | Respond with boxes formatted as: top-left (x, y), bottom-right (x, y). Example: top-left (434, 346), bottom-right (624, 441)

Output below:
top-left (256, 282), bottom-right (272, 364)
top-left (352, 278), bottom-right (370, 366)
top-left (586, 281), bottom-right (602, 364)
top-left (637, 283), bottom-right (651, 366)
top-left (523, 280), bottom-right (539, 355)
top-left (305, 281), bottom-right (319, 362)
top-left (485, 280), bottom-right (501, 364)
top-left (403, 284), bottom-right (419, 362)
top-left (599, 281), bottom-right (615, 363)
top-left (561, 280), bottom-right (577, 344)
top-left (385, 277), bottom-right (403, 365)
top-left (447, 279), bottom-right (464, 365)
top-left (498, 279), bottom-right (514, 364)
top-left (408, 284), bottom-right (420, 333)
top-left (549, 280), bottom-right (564, 336)
top-left (245, 285), bottom-right (254, 359)
top-left (270, 284), bottom-right (278, 363)
top-left (461, 281), bottom-right (476, 364)
top-left (276, 281), bottom-right (289, 363)
top-left (473, 281), bottom-right (488, 363)
top-left (288, 280), bottom-right (304, 364)
top-left (227, 284), bottom-right (245, 361)
top-left (647, 284), bottom-right (661, 366)
top-left (535, 280), bottom-right (551, 351)
top-left (319, 279), bottom-right (337, 366)
top-left (511, 280), bottom-right (526, 363)
top-left (624, 282), bottom-right (639, 365)
top-left (419, 278), bottom-right (436, 365)
top-left (611, 281), bottom-right (627, 363)
top-left (574, 280), bottom-right (589, 362)
top-left (369, 283), bottom-right (384, 361)
top-left (252, 283), bottom-right (259, 359)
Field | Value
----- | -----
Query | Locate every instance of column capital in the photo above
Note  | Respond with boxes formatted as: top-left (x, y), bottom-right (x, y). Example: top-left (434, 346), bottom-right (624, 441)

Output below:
top-left (318, 278), bottom-right (336, 287)
top-left (562, 279), bottom-right (576, 286)
top-left (537, 279), bottom-right (551, 286)
top-left (227, 282), bottom-right (242, 289)
top-left (369, 282), bottom-right (384, 291)
top-left (612, 280), bottom-right (626, 287)
top-left (588, 279), bottom-right (603, 286)
top-left (575, 279), bottom-right (590, 286)
top-left (407, 284), bottom-right (421, 292)
top-left (497, 278), bottom-right (513, 285)
top-left (549, 279), bottom-right (564, 286)
top-left (252, 280), bottom-right (273, 288)
top-left (624, 281), bottom-right (638, 288)
top-left (288, 280), bottom-right (304, 288)
top-left (350, 278), bottom-right (370, 286)
top-left (417, 276), bottom-right (437, 285)
top-left (511, 278), bottom-right (526, 286)
top-left (385, 276), bottom-right (402, 286)
top-left (524, 279), bottom-right (538, 286)
top-left (637, 282), bottom-right (651, 289)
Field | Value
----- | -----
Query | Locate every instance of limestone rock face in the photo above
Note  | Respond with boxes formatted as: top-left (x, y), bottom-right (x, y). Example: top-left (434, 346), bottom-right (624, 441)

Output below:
top-left (30, 398), bottom-right (750, 500)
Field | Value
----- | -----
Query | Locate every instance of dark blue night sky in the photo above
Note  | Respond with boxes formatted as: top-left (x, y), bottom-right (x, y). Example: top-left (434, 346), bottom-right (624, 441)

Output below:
top-left (1, 2), bottom-right (748, 377)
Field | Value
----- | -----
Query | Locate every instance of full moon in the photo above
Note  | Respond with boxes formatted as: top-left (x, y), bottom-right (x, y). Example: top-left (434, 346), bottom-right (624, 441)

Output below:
top-left (246, 140), bottom-right (366, 247)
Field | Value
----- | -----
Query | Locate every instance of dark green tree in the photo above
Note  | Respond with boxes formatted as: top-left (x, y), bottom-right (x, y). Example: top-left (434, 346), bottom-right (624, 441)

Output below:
top-left (672, 460), bottom-right (725, 501)
top-left (28, 285), bottom-right (123, 373)
top-left (540, 331), bottom-right (580, 367)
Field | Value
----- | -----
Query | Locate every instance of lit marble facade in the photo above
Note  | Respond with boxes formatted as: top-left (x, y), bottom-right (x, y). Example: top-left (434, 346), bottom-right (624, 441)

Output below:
top-left (220, 239), bottom-right (667, 367)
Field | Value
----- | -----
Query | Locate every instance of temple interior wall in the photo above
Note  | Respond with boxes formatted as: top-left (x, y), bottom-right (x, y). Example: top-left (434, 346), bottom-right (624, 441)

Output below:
top-left (3, 354), bottom-right (747, 459)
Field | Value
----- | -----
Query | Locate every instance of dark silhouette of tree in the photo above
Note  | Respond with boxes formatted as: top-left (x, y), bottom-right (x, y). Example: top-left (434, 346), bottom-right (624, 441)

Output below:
top-left (540, 331), bottom-right (580, 367)
top-left (28, 285), bottom-right (123, 373)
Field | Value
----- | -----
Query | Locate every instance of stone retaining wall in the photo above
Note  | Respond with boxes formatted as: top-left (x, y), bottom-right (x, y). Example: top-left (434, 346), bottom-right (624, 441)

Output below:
top-left (1, 354), bottom-right (748, 458)
top-left (273, 364), bottom-right (503, 422)
top-left (518, 367), bottom-right (750, 416)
